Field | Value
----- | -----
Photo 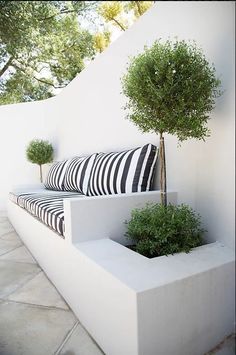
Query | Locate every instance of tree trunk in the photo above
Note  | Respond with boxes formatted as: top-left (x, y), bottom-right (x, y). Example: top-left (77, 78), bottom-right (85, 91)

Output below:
top-left (39, 165), bottom-right (43, 183)
top-left (159, 133), bottom-right (167, 206)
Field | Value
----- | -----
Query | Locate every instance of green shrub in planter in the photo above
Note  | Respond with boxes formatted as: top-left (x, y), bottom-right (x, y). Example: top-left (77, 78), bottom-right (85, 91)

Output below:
top-left (126, 203), bottom-right (204, 258)
top-left (26, 139), bottom-right (53, 182)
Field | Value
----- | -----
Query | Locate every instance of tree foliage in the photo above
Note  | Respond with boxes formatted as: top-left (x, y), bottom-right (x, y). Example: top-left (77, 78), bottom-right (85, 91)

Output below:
top-left (0, 0), bottom-right (154, 105)
top-left (122, 39), bottom-right (222, 142)
top-left (98, 1), bottom-right (154, 31)
top-left (98, 1), bottom-right (128, 31)
top-left (93, 31), bottom-right (111, 53)
top-left (125, 1), bottom-right (153, 18)
top-left (0, 1), bottom-right (97, 104)
top-left (126, 203), bottom-right (204, 258)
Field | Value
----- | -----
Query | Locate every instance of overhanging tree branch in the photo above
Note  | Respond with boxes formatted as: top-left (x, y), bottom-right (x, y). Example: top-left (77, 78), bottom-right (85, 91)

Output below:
top-left (0, 56), bottom-right (14, 78)
top-left (38, 2), bottom-right (99, 21)
top-left (136, 2), bottom-right (142, 16)
top-left (11, 61), bottom-right (65, 89)
top-left (34, 77), bottom-right (66, 89)
top-left (39, 9), bottom-right (78, 21)
top-left (111, 17), bottom-right (126, 31)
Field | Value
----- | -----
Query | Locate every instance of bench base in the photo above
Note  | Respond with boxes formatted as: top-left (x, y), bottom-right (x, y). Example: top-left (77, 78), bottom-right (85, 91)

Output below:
top-left (8, 200), bottom-right (235, 355)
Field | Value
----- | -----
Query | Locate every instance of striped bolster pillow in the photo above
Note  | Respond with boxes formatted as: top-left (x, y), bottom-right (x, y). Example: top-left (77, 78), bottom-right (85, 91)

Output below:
top-left (64, 154), bottom-right (97, 194)
top-left (87, 143), bottom-right (157, 196)
top-left (44, 160), bottom-right (69, 191)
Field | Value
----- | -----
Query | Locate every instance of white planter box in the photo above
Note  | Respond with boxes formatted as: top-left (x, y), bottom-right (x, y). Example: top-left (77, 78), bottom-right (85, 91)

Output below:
top-left (8, 198), bottom-right (235, 355)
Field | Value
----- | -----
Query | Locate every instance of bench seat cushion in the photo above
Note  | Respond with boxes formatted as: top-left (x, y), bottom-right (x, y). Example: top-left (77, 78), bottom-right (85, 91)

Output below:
top-left (10, 191), bottom-right (83, 236)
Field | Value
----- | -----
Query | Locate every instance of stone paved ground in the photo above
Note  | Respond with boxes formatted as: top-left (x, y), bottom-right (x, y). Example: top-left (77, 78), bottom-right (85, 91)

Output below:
top-left (0, 211), bottom-right (234, 355)
top-left (0, 212), bottom-right (103, 355)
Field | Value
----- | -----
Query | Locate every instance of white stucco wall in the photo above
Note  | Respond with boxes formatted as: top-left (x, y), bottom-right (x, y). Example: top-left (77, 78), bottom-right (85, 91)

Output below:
top-left (0, 2), bottom-right (235, 248)
top-left (0, 99), bottom-right (61, 209)
top-left (0, 101), bottom-right (45, 205)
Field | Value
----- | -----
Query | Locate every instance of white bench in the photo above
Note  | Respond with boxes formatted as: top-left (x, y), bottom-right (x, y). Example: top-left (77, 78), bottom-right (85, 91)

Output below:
top-left (8, 188), bottom-right (235, 355)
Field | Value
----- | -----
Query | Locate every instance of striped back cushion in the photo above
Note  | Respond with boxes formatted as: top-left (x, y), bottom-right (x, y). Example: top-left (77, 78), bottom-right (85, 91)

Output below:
top-left (64, 154), bottom-right (97, 194)
top-left (44, 160), bottom-right (69, 191)
top-left (87, 144), bottom-right (157, 196)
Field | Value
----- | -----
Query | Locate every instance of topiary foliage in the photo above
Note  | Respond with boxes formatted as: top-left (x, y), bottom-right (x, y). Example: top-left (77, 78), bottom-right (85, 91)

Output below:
top-left (122, 39), bottom-right (222, 140)
top-left (122, 39), bottom-right (222, 205)
top-left (126, 203), bottom-right (204, 258)
top-left (26, 139), bottom-right (53, 182)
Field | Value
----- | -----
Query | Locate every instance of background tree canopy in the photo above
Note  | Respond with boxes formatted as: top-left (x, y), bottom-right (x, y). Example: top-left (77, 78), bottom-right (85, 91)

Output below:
top-left (0, 1), bottom-right (153, 105)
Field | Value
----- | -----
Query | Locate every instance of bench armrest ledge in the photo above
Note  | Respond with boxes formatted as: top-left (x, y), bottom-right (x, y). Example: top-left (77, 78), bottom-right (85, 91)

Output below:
top-left (64, 191), bottom-right (177, 244)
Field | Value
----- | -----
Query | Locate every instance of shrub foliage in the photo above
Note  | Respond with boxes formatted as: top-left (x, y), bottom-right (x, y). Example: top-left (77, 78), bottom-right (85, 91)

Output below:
top-left (126, 203), bottom-right (204, 258)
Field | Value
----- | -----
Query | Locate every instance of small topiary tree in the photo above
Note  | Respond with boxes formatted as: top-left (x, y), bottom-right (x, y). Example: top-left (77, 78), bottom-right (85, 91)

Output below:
top-left (122, 39), bottom-right (222, 205)
top-left (26, 139), bottom-right (53, 182)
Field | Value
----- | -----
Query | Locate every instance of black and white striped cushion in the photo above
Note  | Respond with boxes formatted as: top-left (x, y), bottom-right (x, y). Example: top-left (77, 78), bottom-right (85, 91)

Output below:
top-left (24, 194), bottom-right (65, 235)
top-left (10, 191), bottom-right (83, 236)
top-left (31, 192), bottom-right (83, 236)
top-left (64, 154), bottom-right (97, 194)
top-left (87, 143), bottom-right (157, 196)
top-left (44, 160), bottom-right (69, 191)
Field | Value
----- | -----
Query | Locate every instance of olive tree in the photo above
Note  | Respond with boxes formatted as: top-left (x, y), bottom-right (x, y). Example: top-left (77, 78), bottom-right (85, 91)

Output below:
top-left (122, 39), bottom-right (222, 205)
top-left (26, 139), bottom-right (54, 182)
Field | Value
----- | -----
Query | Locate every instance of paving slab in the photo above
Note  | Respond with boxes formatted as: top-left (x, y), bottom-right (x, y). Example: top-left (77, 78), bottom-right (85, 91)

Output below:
top-left (0, 230), bottom-right (21, 243)
top-left (0, 238), bottom-right (22, 256)
top-left (8, 271), bottom-right (69, 310)
top-left (0, 260), bottom-right (40, 298)
top-left (0, 300), bottom-right (77, 355)
top-left (0, 211), bottom-right (7, 219)
top-left (0, 245), bottom-right (36, 264)
top-left (58, 323), bottom-right (104, 355)
top-left (0, 219), bottom-right (12, 225)
top-left (0, 221), bottom-right (14, 237)
top-left (0, 216), bottom-right (8, 223)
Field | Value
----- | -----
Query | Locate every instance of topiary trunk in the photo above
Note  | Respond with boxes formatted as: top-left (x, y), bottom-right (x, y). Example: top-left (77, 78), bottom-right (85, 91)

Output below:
top-left (39, 164), bottom-right (43, 183)
top-left (159, 133), bottom-right (167, 206)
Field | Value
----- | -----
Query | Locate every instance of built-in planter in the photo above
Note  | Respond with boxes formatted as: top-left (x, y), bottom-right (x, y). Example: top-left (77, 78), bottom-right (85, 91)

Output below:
top-left (8, 194), bottom-right (235, 355)
top-left (73, 239), bottom-right (234, 355)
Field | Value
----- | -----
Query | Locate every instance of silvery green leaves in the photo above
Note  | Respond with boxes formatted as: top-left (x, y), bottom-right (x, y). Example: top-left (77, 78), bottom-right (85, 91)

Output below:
top-left (26, 139), bottom-right (54, 166)
top-left (26, 139), bottom-right (54, 182)
top-left (121, 39), bottom-right (222, 142)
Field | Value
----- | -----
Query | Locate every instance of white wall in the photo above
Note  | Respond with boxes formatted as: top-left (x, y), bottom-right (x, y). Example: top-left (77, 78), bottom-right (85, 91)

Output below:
top-left (0, 98), bottom-right (64, 209)
top-left (0, 2), bottom-right (235, 248)
top-left (0, 100), bottom-right (45, 208)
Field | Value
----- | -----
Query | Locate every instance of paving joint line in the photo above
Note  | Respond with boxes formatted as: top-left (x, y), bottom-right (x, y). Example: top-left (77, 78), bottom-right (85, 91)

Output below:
top-left (2, 269), bottom-right (42, 299)
top-left (0, 298), bottom-right (73, 312)
top-left (0, 244), bottom-right (23, 258)
top-left (0, 229), bottom-right (38, 264)
top-left (54, 321), bottom-right (80, 354)
top-left (0, 259), bottom-right (36, 265)
top-left (75, 322), bottom-right (105, 354)
top-left (0, 229), bottom-right (16, 239)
